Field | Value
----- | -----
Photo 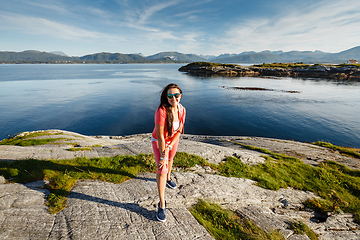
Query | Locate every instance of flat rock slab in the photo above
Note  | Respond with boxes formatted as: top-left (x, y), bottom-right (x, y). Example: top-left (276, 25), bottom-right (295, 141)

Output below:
top-left (1, 172), bottom-right (359, 239)
top-left (49, 174), bottom-right (214, 240)
top-left (0, 181), bottom-right (54, 239)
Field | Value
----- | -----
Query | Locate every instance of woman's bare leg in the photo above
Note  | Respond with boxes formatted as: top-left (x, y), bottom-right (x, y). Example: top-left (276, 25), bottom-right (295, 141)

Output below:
top-left (156, 173), bottom-right (167, 208)
top-left (167, 141), bottom-right (179, 181)
top-left (167, 160), bottom-right (173, 181)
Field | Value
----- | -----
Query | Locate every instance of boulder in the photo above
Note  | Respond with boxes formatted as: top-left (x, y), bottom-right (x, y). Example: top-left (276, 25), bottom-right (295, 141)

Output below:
top-left (0, 176), bottom-right (5, 184)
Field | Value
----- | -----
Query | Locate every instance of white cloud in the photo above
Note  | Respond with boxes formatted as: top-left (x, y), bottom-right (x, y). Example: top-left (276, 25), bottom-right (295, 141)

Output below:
top-left (137, 1), bottom-right (180, 24)
top-left (25, 1), bottom-right (70, 15)
top-left (0, 11), bottom-right (125, 42)
top-left (117, 1), bottom-right (184, 41)
top-left (211, 0), bottom-right (360, 54)
top-left (86, 7), bottom-right (112, 19)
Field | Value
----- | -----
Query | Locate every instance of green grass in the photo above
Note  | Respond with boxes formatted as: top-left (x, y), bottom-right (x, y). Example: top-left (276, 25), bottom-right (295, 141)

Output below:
top-left (0, 154), bottom-right (157, 213)
top-left (0, 131), bottom-right (65, 146)
top-left (1, 139), bottom-right (360, 230)
top-left (252, 63), bottom-right (311, 69)
top-left (313, 141), bottom-right (360, 159)
top-left (190, 199), bottom-right (285, 240)
top-left (288, 220), bottom-right (319, 240)
top-left (183, 62), bottom-right (360, 70)
top-left (335, 63), bottom-right (360, 68)
top-left (218, 142), bottom-right (360, 223)
top-left (183, 62), bottom-right (238, 68)
top-left (67, 147), bottom-right (93, 151)
top-left (173, 152), bottom-right (216, 169)
top-left (92, 144), bottom-right (103, 147)
top-left (0, 152), bottom-right (210, 214)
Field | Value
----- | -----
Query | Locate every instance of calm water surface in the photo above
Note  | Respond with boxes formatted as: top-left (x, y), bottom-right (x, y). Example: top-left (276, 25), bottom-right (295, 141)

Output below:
top-left (0, 64), bottom-right (359, 148)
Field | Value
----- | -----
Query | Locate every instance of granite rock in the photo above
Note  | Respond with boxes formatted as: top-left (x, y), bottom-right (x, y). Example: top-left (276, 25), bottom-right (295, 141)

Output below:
top-left (0, 176), bottom-right (5, 184)
top-left (0, 130), bottom-right (359, 239)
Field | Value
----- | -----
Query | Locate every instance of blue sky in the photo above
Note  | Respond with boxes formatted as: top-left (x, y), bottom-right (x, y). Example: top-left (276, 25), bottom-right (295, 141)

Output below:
top-left (1, 0), bottom-right (359, 56)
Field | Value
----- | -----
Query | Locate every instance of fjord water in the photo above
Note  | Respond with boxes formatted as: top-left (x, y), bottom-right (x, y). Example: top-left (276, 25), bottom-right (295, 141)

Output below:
top-left (0, 64), bottom-right (359, 148)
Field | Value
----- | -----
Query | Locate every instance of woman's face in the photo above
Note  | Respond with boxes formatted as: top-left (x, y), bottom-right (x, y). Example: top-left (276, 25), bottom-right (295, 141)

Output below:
top-left (167, 88), bottom-right (182, 107)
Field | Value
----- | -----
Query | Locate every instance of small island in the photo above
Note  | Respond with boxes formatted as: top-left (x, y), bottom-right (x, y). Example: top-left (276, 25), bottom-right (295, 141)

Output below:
top-left (179, 62), bottom-right (360, 81)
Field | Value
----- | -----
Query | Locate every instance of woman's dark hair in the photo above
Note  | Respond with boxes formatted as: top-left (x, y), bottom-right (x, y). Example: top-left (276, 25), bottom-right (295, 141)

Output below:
top-left (159, 83), bottom-right (182, 137)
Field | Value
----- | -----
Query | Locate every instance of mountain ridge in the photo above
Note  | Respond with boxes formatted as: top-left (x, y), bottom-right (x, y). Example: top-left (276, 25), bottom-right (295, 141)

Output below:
top-left (0, 46), bottom-right (359, 64)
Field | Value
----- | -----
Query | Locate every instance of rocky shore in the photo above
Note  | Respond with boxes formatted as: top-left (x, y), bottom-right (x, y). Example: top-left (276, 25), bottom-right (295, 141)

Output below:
top-left (1, 130), bottom-right (359, 239)
top-left (178, 62), bottom-right (360, 80)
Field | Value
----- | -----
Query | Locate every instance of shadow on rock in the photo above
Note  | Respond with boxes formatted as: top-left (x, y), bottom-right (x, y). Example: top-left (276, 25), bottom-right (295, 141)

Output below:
top-left (68, 191), bottom-right (157, 221)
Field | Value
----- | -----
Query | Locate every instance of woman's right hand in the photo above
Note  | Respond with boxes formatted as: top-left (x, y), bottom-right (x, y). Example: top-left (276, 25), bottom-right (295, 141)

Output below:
top-left (158, 157), bottom-right (168, 169)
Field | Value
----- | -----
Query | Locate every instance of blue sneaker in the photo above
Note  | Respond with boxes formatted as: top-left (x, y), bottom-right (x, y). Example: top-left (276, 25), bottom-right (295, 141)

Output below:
top-left (166, 179), bottom-right (177, 189)
top-left (156, 202), bottom-right (166, 222)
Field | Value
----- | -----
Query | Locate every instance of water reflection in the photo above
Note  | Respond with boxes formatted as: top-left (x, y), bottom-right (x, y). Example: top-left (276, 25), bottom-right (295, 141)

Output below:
top-left (0, 64), bottom-right (359, 148)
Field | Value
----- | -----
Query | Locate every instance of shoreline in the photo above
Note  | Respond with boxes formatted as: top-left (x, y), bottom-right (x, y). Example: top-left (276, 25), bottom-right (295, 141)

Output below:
top-left (1, 130), bottom-right (359, 169)
top-left (179, 62), bottom-right (360, 81)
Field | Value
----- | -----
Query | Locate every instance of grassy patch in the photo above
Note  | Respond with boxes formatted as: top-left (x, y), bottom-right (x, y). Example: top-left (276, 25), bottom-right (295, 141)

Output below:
top-left (288, 220), bottom-right (319, 240)
top-left (335, 63), bottom-right (360, 68)
top-left (182, 62), bottom-right (238, 68)
top-left (218, 142), bottom-right (360, 223)
top-left (67, 147), bottom-right (93, 151)
top-left (313, 141), bottom-right (360, 159)
top-left (92, 144), bottom-right (103, 147)
top-left (173, 152), bottom-right (214, 169)
top-left (0, 154), bottom-right (156, 213)
top-left (0, 152), bottom-right (208, 214)
top-left (252, 63), bottom-right (311, 69)
top-left (0, 131), bottom-right (65, 146)
top-left (190, 199), bottom-right (285, 240)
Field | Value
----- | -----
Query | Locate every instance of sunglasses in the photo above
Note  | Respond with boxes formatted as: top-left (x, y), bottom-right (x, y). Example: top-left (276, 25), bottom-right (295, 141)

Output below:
top-left (167, 93), bottom-right (181, 99)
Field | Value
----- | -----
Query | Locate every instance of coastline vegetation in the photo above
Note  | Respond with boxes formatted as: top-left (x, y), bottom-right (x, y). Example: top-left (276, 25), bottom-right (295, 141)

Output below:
top-left (223, 142), bottom-right (360, 224)
top-left (313, 141), bottom-right (360, 159)
top-left (252, 62), bottom-right (311, 68)
top-left (336, 63), bottom-right (360, 68)
top-left (251, 63), bottom-right (360, 69)
top-left (190, 199), bottom-right (287, 240)
top-left (182, 61), bottom-right (360, 69)
top-left (0, 131), bottom-right (66, 146)
top-left (181, 61), bottom-right (238, 68)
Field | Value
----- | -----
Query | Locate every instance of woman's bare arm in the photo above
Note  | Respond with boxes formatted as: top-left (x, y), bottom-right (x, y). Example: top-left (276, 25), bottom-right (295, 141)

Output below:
top-left (156, 124), bottom-right (169, 168)
top-left (167, 123), bottom-right (183, 149)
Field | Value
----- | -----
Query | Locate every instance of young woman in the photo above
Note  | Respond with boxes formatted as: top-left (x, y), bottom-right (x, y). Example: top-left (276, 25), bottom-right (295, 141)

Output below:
top-left (151, 83), bottom-right (186, 222)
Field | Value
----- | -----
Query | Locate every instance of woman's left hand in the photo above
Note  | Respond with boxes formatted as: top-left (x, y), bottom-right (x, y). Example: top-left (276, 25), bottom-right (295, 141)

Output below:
top-left (162, 147), bottom-right (170, 160)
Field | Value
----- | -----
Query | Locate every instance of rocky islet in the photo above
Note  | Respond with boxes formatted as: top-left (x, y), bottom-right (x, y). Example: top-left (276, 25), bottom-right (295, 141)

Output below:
top-left (178, 62), bottom-right (360, 81)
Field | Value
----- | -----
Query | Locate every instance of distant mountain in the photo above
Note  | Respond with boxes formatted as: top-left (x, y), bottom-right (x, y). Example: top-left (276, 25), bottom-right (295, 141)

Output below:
top-left (80, 52), bottom-right (149, 62)
top-left (278, 51), bottom-right (332, 62)
top-left (0, 50), bottom-right (73, 61)
top-left (1, 46), bottom-right (359, 64)
top-left (146, 52), bottom-right (206, 62)
top-left (199, 54), bottom-right (216, 60)
top-left (214, 53), bottom-right (240, 59)
top-left (212, 46), bottom-right (360, 64)
top-left (50, 51), bottom-right (68, 57)
top-left (332, 46), bottom-right (360, 61)
top-left (212, 52), bottom-right (282, 63)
